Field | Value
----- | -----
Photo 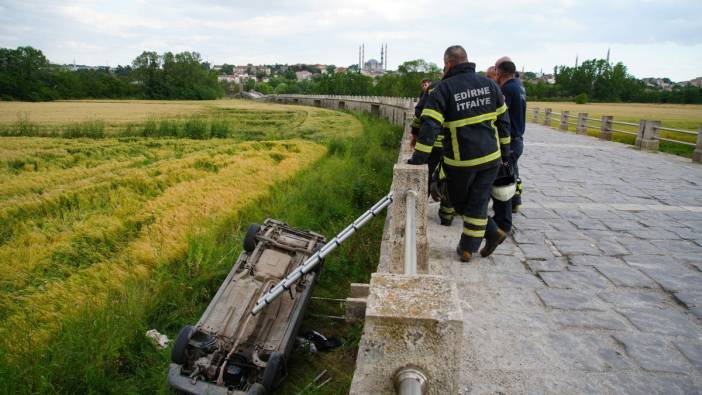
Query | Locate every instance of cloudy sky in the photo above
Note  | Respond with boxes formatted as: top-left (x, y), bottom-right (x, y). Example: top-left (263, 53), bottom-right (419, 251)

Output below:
top-left (1, 0), bottom-right (701, 81)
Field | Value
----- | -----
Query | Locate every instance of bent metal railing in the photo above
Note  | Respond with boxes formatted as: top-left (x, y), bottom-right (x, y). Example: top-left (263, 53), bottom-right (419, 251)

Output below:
top-left (262, 94), bottom-right (444, 394)
top-left (528, 107), bottom-right (702, 162)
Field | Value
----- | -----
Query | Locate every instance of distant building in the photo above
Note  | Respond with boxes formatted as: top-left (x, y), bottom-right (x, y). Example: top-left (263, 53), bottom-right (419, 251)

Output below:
top-left (296, 70), bottom-right (313, 81)
top-left (364, 58), bottom-right (382, 73)
top-left (684, 77), bottom-right (702, 88)
top-left (642, 77), bottom-right (673, 91)
top-left (335, 67), bottom-right (348, 73)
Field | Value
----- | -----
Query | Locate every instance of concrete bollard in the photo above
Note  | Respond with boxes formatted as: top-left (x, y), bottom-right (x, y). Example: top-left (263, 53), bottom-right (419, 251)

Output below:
top-left (599, 115), bottom-right (613, 140)
top-left (635, 120), bottom-right (660, 151)
top-left (532, 107), bottom-right (539, 123)
top-left (576, 113), bottom-right (588, 135)
top-left (560, 111), bottom-right (570, 130)
top-left (386, 164), bottom-right (428, 274)
top-left (543, 108), bottom-right (552, 126)
top-left (694, 126), bottom-right (702, 163)
top-left (349, 273), bottom-right (463, 395)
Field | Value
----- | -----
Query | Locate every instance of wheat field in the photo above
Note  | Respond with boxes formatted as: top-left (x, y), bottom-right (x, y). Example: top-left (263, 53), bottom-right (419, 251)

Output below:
top-left (0, 99), bottom-right (360, 357)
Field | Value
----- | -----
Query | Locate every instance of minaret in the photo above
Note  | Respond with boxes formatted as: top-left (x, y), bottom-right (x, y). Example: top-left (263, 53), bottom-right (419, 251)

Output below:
top-left (606, 48), bottom-right (610, 63)
top-left (575, 55), bottom-right (579, 68)
top-left (380, 45), bottom-right (384, 71)
top-left (384, 43), bottom-right (388, 70)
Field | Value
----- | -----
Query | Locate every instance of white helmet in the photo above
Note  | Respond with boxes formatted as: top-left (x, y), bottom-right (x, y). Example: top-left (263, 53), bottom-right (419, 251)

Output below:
top-left (491, 183), bottom-right (517, 202)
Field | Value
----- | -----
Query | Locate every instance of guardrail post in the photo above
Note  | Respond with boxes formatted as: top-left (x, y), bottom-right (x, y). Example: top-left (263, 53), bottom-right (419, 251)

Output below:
top-left (576, 112), bottom-right (588, 135)
top-left (599, 115), bottom-right (613, 140)
top-left (543, 108), bottom-right (552, 126)
top-left (532, 107), bottom-right (539, 123)
top-left (560, 111), bottom-right (569, 130)
top-left (694, 126), bottom-right (702, 163)
top-left (635, 120), bottom-right (660, 151)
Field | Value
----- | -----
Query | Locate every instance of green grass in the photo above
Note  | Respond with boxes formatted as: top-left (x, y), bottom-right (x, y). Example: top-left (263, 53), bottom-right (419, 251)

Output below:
top-left (0, 112), bottom-right (401, 394)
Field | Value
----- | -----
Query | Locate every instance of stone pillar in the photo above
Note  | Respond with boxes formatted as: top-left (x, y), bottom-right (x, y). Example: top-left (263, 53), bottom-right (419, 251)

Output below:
top-left (576, 112), bottom-right (588, 135)
top-left (635, 120), bottom-right (660, 151)
top-left (599, 115), bottom-right (613, 140)
top-left (560, 111), bottom-right (570, 130)
top-left (532, 107), bottom-right (539, 123)
top-left (386, 164), bottom-right (428, 274)
top-left (345, 283), bottom-right (370, 322)
top-left (349, 273), bottom-right (463, 395)
top-left (543, 108), bottom-right (552, 126)
top-left (693, 126), bottom-right (702, 163)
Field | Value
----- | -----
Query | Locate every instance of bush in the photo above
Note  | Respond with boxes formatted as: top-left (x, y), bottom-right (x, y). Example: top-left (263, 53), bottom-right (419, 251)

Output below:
top-left (575, 93), bottom-right (589, 104)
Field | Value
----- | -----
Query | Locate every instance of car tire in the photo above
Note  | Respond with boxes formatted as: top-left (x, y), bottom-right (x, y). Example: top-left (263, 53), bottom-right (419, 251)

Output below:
top-left (247, 383), bottom-right (267, 395)
top-left (244, 224), bottom-right (261, 253)
top-left (171, 325), bottom-right (195, 365)
top-left (261, 352), bottom-right (284, 391)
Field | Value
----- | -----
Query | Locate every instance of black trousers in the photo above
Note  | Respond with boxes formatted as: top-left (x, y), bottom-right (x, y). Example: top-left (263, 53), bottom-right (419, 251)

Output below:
top-left (489, 136), bottom-right (524, 236)
top-left (428, 149), bottom-right (455, 223)
top-left (444, 164), bottom-right (499, 252)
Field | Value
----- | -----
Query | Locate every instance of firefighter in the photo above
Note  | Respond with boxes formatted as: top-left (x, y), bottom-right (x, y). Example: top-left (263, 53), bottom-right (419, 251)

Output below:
top-left (411, 79), bottom-right (455, 226)
top-left (408, 45), bottom-right (512, 262)
top-left (486, 66), bottom-right (497, 81)
top-left (481, 59), bottom-right (527, 257)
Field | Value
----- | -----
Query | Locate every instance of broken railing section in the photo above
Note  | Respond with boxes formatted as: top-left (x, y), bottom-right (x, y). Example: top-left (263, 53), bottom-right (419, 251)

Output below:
top-left (266, 94), bottom-right (463, 394)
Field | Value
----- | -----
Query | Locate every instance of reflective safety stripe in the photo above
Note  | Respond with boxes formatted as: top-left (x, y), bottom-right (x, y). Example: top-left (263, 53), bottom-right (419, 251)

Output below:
top-left (411, 117), bottom-right (421, 128)
top-left (463, 216), bottom-right (487, 226)
top-left (440, 206), bottom-right (455, 214)
top-left (444, 112), bottom-right (496, 128)
top-left (434, 134), bottom-right (444, 148)
top-left (415, 142), bottom-right (433, 153)
top-left (439, 164), bottom-right (446, 180)
top-left (463, 228), bottom-right (486, 238)
top-left (496, 103), bottom-right (508, 115)
top-left (450, 126), bottom-right (460, 160)
top-left (421, 108), bottom-right (444, 124)
top-left (443, 149), bottom-right (501, 167)
top-left (500, 136), bottom-right (511, 145)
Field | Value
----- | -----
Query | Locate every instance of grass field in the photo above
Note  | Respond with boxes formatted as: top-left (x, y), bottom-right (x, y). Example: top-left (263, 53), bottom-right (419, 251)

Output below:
top-left (0, 100), bottom-right (399, 394)
top-left (528, 101), bottom-right (702, 157)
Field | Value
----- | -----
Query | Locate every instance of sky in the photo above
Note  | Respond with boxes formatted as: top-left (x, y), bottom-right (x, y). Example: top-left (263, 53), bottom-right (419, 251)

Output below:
top-left (1, 0), bottom-right (701, 81)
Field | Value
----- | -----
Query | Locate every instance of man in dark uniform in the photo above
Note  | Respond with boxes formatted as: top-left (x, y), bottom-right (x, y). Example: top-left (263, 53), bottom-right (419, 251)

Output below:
top-left (482, 59), bottom-right (527, 257)
top-left (411, 80), bottom-right (455, 226)
top-left (408, 45), bottom-right (511, 262)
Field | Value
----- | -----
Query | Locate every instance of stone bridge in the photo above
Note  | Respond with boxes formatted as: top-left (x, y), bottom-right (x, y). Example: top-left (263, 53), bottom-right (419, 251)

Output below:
top-left (268, 95), bottom-right (702, 394)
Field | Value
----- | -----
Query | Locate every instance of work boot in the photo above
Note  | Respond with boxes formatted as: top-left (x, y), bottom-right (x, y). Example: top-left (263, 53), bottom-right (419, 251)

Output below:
top-left (480, 228), bottom-right (507, 257)
top-left (440, 217), bottom-right (453, 226)
top-left (456, 245), bottom-right (472, 262)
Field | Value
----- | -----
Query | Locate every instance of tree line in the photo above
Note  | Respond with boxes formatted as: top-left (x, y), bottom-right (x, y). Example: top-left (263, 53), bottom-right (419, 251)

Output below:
top-left (0, 46), bottom-right (223, 101)
top-left (1, 46), bottom-right (700, 104)
top-left (523, 59), bottom-right (702, 104)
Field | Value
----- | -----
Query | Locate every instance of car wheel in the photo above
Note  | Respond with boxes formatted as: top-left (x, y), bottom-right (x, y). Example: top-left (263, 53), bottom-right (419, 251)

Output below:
top-left (261, 352), bottom-right (284, 391)
top-left (243, 224), bottom-right (261, 253)
top-left (171, 325), bottom-right (195, 365)
top-left (247, 383), bottom-right (267, 395)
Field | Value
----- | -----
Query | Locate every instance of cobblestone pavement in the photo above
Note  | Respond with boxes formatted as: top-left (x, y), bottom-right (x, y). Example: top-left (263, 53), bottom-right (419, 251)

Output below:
top-left (427, 123), bottom-right (702, 394)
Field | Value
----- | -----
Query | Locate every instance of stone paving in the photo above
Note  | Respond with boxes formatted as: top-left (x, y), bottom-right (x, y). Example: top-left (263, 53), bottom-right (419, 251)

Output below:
top-left (427, 123), bottom-right (702, 394)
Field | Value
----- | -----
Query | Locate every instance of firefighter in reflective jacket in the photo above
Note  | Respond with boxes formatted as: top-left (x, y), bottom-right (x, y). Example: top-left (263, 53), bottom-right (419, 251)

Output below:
top-left (411, 80), bottom-right (454, 226)
top-left (408, 45), bottom-right (512, 262)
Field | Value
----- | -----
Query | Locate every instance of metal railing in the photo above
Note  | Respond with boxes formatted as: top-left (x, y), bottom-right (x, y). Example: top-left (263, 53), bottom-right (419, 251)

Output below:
top-left (404, 190), bottom-right (418, 276)
top-left (528, 107), bottom-right (702, 162)
top-left (250, 193), bottom-right (394, 316)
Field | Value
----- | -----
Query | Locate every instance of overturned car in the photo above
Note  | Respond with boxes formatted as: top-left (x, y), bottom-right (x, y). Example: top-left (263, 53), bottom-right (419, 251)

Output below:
top-left (168, 219), bottom-right (326, 395)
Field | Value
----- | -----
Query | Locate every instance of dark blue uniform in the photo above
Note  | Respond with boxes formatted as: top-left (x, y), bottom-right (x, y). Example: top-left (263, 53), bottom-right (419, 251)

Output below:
top-left (487, 77), bottom-right (526, 237)
top-left (409, 62), bottom-right (511, 253)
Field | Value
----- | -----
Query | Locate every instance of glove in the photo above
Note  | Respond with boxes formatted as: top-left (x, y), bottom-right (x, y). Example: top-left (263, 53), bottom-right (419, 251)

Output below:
top-left (410, 135), bottom-right (417, 148)
top-left (407, 150), bottom-right (429, 165)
